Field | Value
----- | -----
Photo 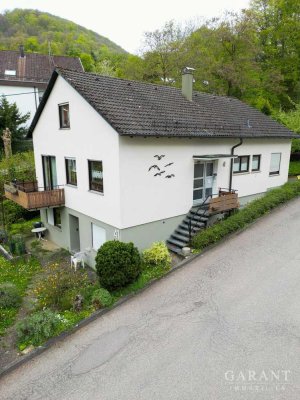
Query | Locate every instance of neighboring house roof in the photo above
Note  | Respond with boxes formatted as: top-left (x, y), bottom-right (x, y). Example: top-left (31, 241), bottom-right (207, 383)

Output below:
top-left (29, 68), bottom-right (297, 139)
top-left (0, 50), bottom-right (83, 85)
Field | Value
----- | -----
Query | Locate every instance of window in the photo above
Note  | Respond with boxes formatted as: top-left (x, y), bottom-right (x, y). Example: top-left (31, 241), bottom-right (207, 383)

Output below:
top-left (92, 224), bottom-right (106, 250)
top-left (58, 103), bottom-right (70, 128)
top-left (65, 158), bottom-right (77, 186)
top-left (5, 69), bottom-right (16, 76)
top-left (88, 160), bottom-right (104, 193)
top-left (53, 208), bottom-right (62, 228)
top-left (233, 156), bottom-right (250, 173)
top-left (252, 155), bottom-right (261, 172)
top-left (269, 153), bottom-right (281, 176)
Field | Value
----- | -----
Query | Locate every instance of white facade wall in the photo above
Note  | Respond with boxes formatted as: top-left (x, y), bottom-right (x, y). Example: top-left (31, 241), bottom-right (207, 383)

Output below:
top-left (32, 76), bottom-right (122, 228)
top-left (119, 137), bottom-right (291, 228)
top-left (0, 84), bottom-right (42, 125)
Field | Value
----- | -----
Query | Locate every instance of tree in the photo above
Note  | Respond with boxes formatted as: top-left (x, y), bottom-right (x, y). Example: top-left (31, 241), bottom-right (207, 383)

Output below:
top-left (0, 96), bottom-right (30, 150)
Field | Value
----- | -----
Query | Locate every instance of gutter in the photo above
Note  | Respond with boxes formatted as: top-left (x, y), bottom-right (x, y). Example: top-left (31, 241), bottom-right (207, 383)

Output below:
top-left (229, 138), bottom-right (243, 191)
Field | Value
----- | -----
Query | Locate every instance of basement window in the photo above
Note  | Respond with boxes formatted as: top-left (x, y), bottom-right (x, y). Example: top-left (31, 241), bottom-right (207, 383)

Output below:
top-left (58, 103), bottom-right (70, 129)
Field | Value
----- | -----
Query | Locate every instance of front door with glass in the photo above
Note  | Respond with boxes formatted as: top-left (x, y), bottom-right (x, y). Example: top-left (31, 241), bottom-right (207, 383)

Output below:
top-left (193, 161), bottom-right (214, 204)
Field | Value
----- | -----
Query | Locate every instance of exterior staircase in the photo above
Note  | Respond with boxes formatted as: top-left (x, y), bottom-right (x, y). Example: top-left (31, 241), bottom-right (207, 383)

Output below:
top-left (166, 189), bottom-right (240, 255)
top-left (166, 207), bottom-right (209, 254)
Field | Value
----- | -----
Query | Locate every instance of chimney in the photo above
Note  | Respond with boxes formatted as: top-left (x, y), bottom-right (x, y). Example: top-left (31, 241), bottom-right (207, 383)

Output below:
top-left (182, 67), bottom-right (195, 101)
top-left (19, 45), bottom-right (25, 58)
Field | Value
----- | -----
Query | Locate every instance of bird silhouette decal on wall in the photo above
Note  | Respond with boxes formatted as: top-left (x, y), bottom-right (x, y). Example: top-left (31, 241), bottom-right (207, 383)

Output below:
top-left (154, 155), bottom-right (165, 160)
top-left (154, 171), bottom-right (165, 177)
top-left (148, 155), bottom-right (175, 179)
top-left (148, 165), bottom-right (160, 172)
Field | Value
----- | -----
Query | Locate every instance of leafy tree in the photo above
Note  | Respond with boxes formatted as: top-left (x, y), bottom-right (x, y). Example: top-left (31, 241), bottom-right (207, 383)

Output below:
top-left (0, 96), bottom-right (30, 147)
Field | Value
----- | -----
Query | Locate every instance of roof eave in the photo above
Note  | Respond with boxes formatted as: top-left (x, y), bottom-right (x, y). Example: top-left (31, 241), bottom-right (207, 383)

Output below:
top-left (27, 69), bottom-right (59, 138)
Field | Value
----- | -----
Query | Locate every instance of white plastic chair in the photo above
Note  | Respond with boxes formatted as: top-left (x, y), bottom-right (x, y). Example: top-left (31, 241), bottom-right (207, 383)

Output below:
top-left (71, 251), bottom-right (86, 271)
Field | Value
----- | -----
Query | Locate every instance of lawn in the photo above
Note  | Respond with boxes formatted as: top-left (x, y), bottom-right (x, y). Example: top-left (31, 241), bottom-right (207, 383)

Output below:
top-left (0, 256), bottom-right (41, 335)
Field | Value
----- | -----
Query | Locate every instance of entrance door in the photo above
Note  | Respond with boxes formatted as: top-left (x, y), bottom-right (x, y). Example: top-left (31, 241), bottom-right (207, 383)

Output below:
top-left (69, 215), bottom-right (80, 253)
top-left (42, 156), bottom-right (58, 190)
top-left (193, 161), bottom-right (214, 204)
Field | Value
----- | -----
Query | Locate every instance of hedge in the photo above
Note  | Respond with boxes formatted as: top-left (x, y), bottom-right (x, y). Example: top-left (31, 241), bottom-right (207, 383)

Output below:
top-left (192, 181), bottom-right (300, 250)
top-left (289, 161), bottom-right (300, 176)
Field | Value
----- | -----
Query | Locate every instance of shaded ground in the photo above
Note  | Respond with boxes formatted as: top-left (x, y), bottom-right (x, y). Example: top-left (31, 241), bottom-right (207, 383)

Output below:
top-left (1, 198), bottom-right (300, 400)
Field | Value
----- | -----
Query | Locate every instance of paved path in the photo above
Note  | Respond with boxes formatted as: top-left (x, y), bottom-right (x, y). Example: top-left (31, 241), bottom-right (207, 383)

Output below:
top-left (1, 199), bottom-right (300, 400)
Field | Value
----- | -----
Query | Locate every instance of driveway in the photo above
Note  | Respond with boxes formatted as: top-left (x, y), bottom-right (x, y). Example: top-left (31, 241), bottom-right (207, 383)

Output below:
top-left (1, 198), bottom-right (300, 400)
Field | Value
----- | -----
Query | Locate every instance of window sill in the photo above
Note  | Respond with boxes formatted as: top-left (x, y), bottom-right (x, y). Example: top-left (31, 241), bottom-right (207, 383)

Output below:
top-left (88, 190), bottom-right (104, 196)
top-left (233, 171), bottom-right (250, 175)
top-left (269, 173), bottom-right (280, 177)
top-left (59, 127), bottom-right (71, 130)
top-left (251, 170), bottom-right (261, 174)
top-left (66, 184), bottom-right (78, 189)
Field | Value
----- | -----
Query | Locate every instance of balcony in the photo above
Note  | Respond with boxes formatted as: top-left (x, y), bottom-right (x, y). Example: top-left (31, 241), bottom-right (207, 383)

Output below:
top-left (4, 181), bottom-right (65, 210)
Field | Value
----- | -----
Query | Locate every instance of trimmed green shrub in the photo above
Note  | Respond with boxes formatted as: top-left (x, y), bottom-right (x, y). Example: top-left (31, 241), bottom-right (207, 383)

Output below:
top-left (0, 283), bottom-right (21, 308)
top-left (16, 309), bottom-right (60, 346)
top-left (142, 241), bottom-right (171, 269)
top-left (95, 241), bottom-right (141, 290)
top-left (192, 181), bottom-right (300, 251)
top-left (289, 161), bottom-right (300, 176)
top-left (91, 288), bottom-right (113, 309)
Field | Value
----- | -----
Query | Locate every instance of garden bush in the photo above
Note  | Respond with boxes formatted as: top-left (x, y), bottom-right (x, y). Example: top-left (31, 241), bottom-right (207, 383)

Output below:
top-left (95, 241), bottom-right (141, 290)
top-left (33, 263), bottom-right (90, 311)
top-left (0, 283), bottom-right (21, 308)
top-left (289, 161), bottom-right (300, 176)
top-left (142, 241), bottom-right (171, 269)
top-left (91, 288), bottom-right (113, 309)
top-left (192, 181), bottom-right (300, 250)
top-left (16, 309), bottom-right (60, 347)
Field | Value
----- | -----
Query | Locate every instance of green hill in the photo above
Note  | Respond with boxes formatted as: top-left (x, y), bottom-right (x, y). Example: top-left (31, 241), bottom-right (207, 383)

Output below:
top-left (0, 9), bottom-right (126, 70)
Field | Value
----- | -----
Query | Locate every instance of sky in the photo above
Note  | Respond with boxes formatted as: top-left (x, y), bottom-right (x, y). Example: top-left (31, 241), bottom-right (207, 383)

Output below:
top-left (0, 0), bottom-right (250, 53)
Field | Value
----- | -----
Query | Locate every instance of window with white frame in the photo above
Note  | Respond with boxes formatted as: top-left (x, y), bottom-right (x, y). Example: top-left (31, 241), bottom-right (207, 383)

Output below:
top-left (58, 103), bottom-right (70, 128)
top-left (92, 223), bottom-right (106, 250)
top-left (269, 153), bottom-right (281, 176)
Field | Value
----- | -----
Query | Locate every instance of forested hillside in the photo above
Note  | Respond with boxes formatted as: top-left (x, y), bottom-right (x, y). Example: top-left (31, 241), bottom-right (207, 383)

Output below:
top-left (1, 2), bottom-right (300, 124)
top-left (0, 9), bottom-right (126, 71)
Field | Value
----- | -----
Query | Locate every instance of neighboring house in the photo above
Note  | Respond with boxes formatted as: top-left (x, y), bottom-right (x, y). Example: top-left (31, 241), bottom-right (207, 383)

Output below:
top-left (0, 46), bottom-right (83, 124)
top-left (5, 68), bottom-right (296, 266)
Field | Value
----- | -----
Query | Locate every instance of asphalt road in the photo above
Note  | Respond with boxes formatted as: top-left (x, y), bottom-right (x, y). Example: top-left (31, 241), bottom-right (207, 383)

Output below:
top-left (1, 198), bottom-right (300, 400)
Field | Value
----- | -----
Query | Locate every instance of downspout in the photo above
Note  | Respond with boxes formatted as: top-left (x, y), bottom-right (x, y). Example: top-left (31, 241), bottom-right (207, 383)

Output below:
top-left (229, 138), bottom-right (243, 191)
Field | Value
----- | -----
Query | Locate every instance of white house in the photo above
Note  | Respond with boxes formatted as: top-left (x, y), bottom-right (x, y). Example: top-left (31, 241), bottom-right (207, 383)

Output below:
top-left (5, 68), bottom-right (296, 265)
top-left (0, 47), bottom-right (83, 125)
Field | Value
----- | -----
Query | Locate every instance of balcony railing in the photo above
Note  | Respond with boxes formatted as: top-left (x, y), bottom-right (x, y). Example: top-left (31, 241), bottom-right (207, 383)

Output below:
top-left (4, 181), bottom-right (65, 210)
top-left (208, 188), bottom-right (239, 214)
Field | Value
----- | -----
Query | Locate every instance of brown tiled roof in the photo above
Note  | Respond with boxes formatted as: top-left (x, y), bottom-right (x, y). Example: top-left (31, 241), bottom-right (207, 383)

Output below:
top-left (29, 68), bottom-right (296, 139)
top-left (0, 50), bottom-right (83, 83)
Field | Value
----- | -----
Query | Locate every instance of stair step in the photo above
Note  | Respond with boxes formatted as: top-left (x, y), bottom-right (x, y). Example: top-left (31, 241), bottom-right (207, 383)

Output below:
top-left (175, 228), bottom-right (190, 238)
top-left (167, 237), bottom-right (187, 248)
top-left (171, 233), bottom-right (190, 244)
top-left (183, 218), bottom-right (206, 227)
top-left (186, 213), bottom-right (208, 222)
top-left (180, 222), bottom-right (204, 233)
top-left (166, 242), bottom-right (183, 255)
